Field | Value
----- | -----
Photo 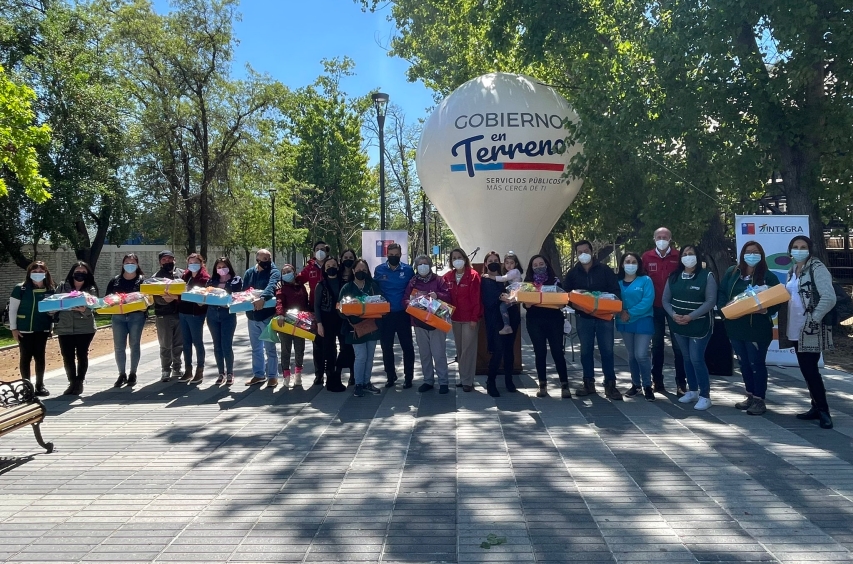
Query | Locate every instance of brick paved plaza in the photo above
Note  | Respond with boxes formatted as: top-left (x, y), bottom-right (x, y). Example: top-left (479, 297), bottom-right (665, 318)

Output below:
top-left (2, 317), bottom-right (853, 563)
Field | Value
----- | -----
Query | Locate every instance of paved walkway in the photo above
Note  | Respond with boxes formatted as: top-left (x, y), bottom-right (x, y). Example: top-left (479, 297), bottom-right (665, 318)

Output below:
top-left (2, 316), bottom-right (853, 563)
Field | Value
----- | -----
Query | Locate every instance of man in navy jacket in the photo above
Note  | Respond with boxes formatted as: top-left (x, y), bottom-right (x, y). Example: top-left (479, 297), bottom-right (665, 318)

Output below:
top-left (373, 243), bottom-right (415, 388)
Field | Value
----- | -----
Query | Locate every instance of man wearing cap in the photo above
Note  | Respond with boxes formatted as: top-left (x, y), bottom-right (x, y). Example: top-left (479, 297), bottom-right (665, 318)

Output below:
top-left (153, 250), bottom-right (185, 382)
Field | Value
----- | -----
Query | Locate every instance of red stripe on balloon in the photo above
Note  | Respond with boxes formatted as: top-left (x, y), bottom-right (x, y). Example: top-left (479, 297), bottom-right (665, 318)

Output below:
top-left (501, 163), bottom-right (565, 171)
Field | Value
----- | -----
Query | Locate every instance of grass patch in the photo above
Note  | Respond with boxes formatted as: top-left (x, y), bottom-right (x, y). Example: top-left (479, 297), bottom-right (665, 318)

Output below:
top-left (0, 327), bottom-right (14, 347)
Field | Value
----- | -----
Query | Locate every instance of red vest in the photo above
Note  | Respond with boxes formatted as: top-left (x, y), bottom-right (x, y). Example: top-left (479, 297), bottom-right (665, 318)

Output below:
top-left (641, 247), bottom-right (681, 307)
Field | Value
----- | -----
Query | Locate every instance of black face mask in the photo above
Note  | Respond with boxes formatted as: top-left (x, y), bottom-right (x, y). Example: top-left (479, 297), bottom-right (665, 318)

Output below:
top-left (162, 262), bottom-right (174, 272)
top-left (326, 267), bottom-right (338, 277)
top-left (354, 271), bottom-right (367, 281)
top-left (387, 256), bottom-right (401, 267)
top-left (487, 262), bottom-right (501, 272)
top-left (73, 272), bottom-right (87, 282)
top-left (341, 259), bottom-right (354, 269)
top-left (258, 260), bottom-right (271, 270)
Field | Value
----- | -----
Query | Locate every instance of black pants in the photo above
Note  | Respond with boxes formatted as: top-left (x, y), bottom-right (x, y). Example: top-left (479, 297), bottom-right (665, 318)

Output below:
top-left (652, 306), bottom-right (686, 389)
top-left (527, 316), bottom-right (568, 384)
top-left (58, 333), bottom-right (96, 382)
top-left (311, 337), bottom-right (325, 380)
top-left (488, 332), bottom-right (515, 381)
top-left (19, 331), bottom-right (50, 382)
top-left (793, 343), bottom-right (829, 413)
top-left (380, 310), bottom-right (415, 381)
top-left (319, 315), bottom-right (343, 383)
top-left (337, 342), bottom-right (354, 377)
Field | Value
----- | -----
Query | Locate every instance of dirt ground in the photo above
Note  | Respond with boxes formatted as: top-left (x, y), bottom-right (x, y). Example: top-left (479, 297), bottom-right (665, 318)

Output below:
top-left (0, 320), bottom-right (159, 383)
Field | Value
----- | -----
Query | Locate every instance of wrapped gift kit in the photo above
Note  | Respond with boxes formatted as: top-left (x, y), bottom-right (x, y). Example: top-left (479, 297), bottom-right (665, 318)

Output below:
top-left (508, 282), bottom-right (568, 307)
top-left (721, 284), bottom-right (789, 320)
top-left (338, 296), bottom-right (391, 318)
top-left (229, 298), bottom-right (276, 313)
top-left (569, 290), bottom-right (622, 320)
top-left (38, 292), bottom-right (95, 312)
top-left (271, 320), bottom-right (316, 341)
top-left (140, 278), bottom-right (186, 295)
top-left (96, 295), bottom-right (151, 315)
top-left (406, 294), bottom-right (454, 332)
top-left (228, 288), bottom-right (276, 313)
top-left (181, 287), bottom-right (230, 306)
top-left (406, 307), bottom-right (452, 332)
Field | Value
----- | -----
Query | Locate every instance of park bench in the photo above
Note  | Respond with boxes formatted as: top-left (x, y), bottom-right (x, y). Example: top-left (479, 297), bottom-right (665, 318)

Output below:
top-left (0, 379), bottom-right (53, 453)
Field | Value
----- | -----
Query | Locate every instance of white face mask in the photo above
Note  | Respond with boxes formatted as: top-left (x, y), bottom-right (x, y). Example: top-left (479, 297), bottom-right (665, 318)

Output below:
top-left (315, 250), bottom-right (326, 261)
top-left (30, 272), bottom-right (46, 283)
top-left (417, 264), bottom-right (431, 277)
top-left (452, 259), bottom-right (465, 270)
top-left (578, 253), bottom-right (592, 265)
top-left (681, 255), bottom-right (697, 268)
top-left (123, 264), bottom-right (137, 274)
top-left (655, 239), bottom-right (670, 251)
top-left (623, 264), bottom-right (638, 275)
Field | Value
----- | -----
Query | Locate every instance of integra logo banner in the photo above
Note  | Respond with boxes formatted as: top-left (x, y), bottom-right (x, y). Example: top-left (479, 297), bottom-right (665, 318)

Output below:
top-left (758, 224), bottom-right (805, 233)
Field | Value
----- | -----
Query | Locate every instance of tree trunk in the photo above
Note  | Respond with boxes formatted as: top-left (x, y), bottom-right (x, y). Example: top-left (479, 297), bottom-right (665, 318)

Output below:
top-left (540, 232), bottom-right (562, 274)
top-left (699, 212), bottom-right (731, 281)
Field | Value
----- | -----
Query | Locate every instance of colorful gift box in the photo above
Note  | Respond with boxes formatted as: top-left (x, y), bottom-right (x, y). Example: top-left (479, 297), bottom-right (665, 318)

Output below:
top-left (338, 300), bottom-right (391, 318)
top-left (181, 288), bottom-right (231, 307)
top-left (96, 296), bottom-right (151, 315)
top-left (228, 298), bottom-right (276, 313)
top-left (271, 319), bottom-right (316, 341)
top-left (515, 291), bottom-right (569, 307)
top-left (38, 293), bottom-right (89, 312)
top-left (721, 284), bottom-right (789, 320)
top-left (569, 290), bottom-right (622, 320)
top-left (406, 306), bottom-right (452, 332)
top-left (140, 278), bottom-right (186, 295)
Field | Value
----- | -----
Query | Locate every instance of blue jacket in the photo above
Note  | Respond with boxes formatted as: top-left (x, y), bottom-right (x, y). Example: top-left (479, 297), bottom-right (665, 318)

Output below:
top-left (615, 275), bottom-right (655, 334)
top-left (373, 261), bottom-right (414, 312)
top-left (242, 263), bottom-right (281, 322)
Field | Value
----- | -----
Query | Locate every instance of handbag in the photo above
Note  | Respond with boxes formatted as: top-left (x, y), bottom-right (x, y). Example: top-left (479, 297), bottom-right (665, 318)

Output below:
top-left (808, 262), bottom-right (853, 325)
top-left (352, 318), bottom-right (378, 338)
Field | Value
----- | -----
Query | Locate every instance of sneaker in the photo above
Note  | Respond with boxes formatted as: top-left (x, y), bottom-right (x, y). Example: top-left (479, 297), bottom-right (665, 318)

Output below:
top-left (215, 374), bottom-right (225, 385)
top-left (114, 373), bottom-right (127, 388)
top-left (624, 385), bottom-right (640, 398)
top-left (439, 385), bottom-right (449, 394)
top-left (604, 381), bottom-right (623, 401)
top-left (385, 374), bottom-right (399, 388)
top-left (353, 384), bottom-right (365, 397)
top-left (171, 368), bottom-right (183, 380)
top-left (365, 383), bottom-right (381, 395)
top-left (293, 372), bottom-right (302, 387)
top-left (161, 371), bottom-right (171, 383)
top-left (643, 386), bottom-right (655, 401)
top-left (225, 374), bottom-right (234, 385)
top-left (245, 377), bottom-right (266, 386)
top-left (746, 398), bottom-right (766, 416)
top-left (127, 373), bottom-right (137, 387)
top-left (418, 383), bottom-right (434, 393)
top-left (561, 383), bottom-right (572, 399)
top-left (498, 325), bottom-right (513, 335)
top-left (282, 369), bottom-right (292, 386)
top-left (536, 384), bottom-right (549, 398)
top-left (575, 379), bottom-right (595, 397)
top-left (678, 391), bottom-right (699, 403)
top-left (735, 395), bottom-right (755, 410)
top-left (694, 396), bottom-right (712, 411)
top-left (267, 378), bottom-right (279, 389)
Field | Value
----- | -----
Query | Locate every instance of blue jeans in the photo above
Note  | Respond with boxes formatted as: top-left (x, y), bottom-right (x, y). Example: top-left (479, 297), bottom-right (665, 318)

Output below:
top-left (673, 333), bottom-right (712, 398)
top-left (179, 313), bottom-right (206, 368)
top-left (576, 316), bottom-right (616, 383)
top-left (730, 339), bottom-right (770, 399)
top-left (353, 340), bottom-right (378, 386)
top-left (207, 307), bottom-right (237, 374)
top-left (248, 318), bottom-right (278, 379)
top-left (112, 311), bottom-right (146, 375)
top-left (621, 331), bottom-right (653, 388)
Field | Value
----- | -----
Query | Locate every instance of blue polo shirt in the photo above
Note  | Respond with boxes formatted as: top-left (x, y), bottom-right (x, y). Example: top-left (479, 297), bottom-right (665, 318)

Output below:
top-left (374, 261), bottom-right (414, 312)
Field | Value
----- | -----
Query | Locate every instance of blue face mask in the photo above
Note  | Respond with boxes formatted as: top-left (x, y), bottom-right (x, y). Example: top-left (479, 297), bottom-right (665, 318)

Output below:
top-left (283, 272), bottom-right (295, 283)
top-left (623, 264), bottom-right (638, 275)
top-left (188, 263), bottom-right (201, 273)
top-left (123, 264), bottom-right (137, 274)
top-left (743, 253), bottom-right (761, 267)
top-left (791, 249), bottom-right (809, 263)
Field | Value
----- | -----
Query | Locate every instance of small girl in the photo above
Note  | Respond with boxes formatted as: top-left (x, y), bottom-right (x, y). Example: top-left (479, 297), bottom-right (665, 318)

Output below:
top-left (275, 264), bottom-right (310, 388)
top-left (486, 253), bottom-right (523, 335)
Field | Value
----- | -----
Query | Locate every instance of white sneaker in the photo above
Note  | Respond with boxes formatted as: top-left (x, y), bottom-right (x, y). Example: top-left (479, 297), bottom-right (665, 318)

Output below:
top-left (160, 371), bottom-right (171, 382)
top-left (679, 391), bottom-right (699, 403)
top-left (694, 397), bottom-right (712, 411)
top-left (293, 374), bottom-right (302, 387)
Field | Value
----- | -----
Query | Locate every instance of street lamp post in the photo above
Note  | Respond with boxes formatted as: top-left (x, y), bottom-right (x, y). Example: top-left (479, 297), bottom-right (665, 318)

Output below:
top-left (372, 92), bottom-right (389, 230)
top-left (269, 186), bottom-right (277, 263)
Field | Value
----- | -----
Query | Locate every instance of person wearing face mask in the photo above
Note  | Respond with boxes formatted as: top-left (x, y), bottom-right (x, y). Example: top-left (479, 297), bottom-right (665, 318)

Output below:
top-left (297, 240), bottom-right (332, 387)
top-left (54, 261), bottom-right (98, 396)
top-left (206, 257), bottom-right (243, 386)
top-left (662, 245), bottom-right (717, 411)
top-left (717, 241), bottom-right (780, 416)
top-left (404, 255), bottom-right (452, 394)
top-left (243, 249), bottom-right (281, 387)
top-left (153, 250), bottom-right (185, 383)
top-left (373, 242), bottom-right (416, 388)
top-left (9, 261), bottom-right (56, 396)
top-left (777, 235), bottom-right (837, 429)
top-left (274, 264), bottom-right (310, 389)
top-left (337, 249), bottom-right (358, 385)
top-left (314, 257), bottom-right (347, 392)
top-left (339, 249), bottom-right (358, 284)
top-left (442, 248), bottom-right (481, 392)
top-left (106, 253), bottom-right (146, 388)
top-left (178, 253), bottom-right (211, 385)
top-left (340, 259), bottom-right (384, 397)
top-left (641, 227), bottom-right (686, 396)
top-left (523, 255), bottom-right (571, 399)
top-left (615, 253), bottom-right (656, 401)
top-left (562, 240), bottom-right (623, 400)
top-left (481, 251), bottom-right (520, 397)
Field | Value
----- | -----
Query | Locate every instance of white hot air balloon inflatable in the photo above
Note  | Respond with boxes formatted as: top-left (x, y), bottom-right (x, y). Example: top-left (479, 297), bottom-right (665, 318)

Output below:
top-left (417, 72), bottom-right (584, 265)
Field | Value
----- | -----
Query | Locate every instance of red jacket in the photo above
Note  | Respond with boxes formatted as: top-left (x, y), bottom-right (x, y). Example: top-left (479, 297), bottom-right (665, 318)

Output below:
top-left (296, 259), bottom-right (323, 308)
top-left (275, 282), bottom-right (309, 315)
top-left (641, 247), bottom-right (681, 307)
top-left (442, 268), bottom-right (482, 322)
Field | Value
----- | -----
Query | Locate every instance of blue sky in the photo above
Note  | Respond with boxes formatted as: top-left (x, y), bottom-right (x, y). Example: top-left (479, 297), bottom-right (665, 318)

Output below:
top-left (154, 0), bottom-right (436, 156)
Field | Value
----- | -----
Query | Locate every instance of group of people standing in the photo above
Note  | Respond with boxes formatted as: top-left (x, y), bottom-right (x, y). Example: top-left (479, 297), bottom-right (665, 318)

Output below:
top-left (7, 229), bottom-right (840, 429)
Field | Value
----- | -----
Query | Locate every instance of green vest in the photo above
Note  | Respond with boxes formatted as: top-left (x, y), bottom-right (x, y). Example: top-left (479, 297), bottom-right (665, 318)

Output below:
top-left (668, 270), bottom-right (712, 338)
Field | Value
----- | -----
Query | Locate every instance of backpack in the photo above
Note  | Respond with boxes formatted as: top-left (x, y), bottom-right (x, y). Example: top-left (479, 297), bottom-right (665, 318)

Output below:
top-left (809, 262), bottom-right (853, 325)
